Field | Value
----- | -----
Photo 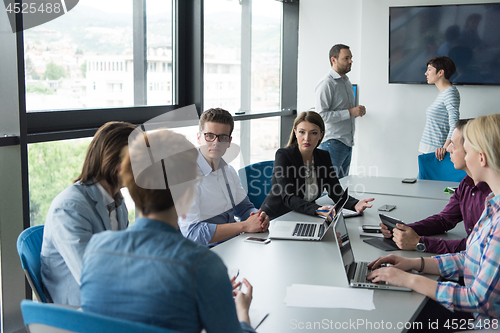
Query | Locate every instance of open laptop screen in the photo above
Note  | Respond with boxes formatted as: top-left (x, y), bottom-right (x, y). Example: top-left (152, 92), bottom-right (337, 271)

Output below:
top-left (324, 188), bottom-right (349, 228)
top-left (337, 215), bottom-right (354, 269)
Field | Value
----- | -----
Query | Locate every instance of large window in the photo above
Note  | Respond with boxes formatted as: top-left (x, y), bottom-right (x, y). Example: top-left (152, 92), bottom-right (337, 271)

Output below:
top-left (28, 139), bottom-right (136, 227)
top-left (1, 1), bottom-right (298, 326)
top-left (23, 0), bottom-right (173, 112)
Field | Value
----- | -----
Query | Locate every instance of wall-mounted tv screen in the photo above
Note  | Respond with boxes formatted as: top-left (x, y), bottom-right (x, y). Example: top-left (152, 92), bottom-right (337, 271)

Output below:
top-left (389, 3), bottom-right (500, 85)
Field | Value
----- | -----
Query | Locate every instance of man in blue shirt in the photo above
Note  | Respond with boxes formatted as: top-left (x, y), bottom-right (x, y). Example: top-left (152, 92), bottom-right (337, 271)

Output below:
top-left (315, 44), bottom-right (367, 178)
top-left (178, 108), bottom-right (270, 245)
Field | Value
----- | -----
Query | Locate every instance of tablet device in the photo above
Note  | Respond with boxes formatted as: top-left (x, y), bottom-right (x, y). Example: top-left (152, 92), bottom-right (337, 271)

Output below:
top-left (363, 237), bottom-right (400, 251)
top-left (379, 214), bottom-right (405, 231)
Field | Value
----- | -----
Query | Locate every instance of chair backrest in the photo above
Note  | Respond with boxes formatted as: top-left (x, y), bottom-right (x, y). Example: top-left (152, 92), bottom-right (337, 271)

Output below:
top-left (418, 152), bottom-right (467, 182)
top-left (238, 160), bottom-right (274, 209)
top-left (16, 225), bottom-right (51, 303)
top-left (21, 300), bottom-right (181, 333)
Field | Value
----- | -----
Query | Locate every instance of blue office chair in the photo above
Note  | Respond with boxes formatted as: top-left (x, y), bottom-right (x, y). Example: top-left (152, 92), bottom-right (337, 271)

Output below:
top-left (21, 300), bottom-right (181, 333)
top-left (238, 160), bottom-right (274, 209)
top-left (418, 152), bottom-right (467, 182)
top-left (16, 225), bottom-right (52, 303)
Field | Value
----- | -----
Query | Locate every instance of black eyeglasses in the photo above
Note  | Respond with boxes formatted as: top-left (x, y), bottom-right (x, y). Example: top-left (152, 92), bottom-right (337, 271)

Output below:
top-left (201, 132), bottom-right (231, 143)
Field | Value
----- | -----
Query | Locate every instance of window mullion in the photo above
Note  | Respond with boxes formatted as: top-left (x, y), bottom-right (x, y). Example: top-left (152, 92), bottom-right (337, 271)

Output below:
top-left (133, 0), bottom-right (147, 105)
top-left (240, 0), bottom-right (252, 167)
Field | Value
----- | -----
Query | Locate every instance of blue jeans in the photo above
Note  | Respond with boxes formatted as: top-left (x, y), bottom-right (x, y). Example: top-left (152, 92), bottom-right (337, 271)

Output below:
top-left (319, 139), bottom-right (352, 179)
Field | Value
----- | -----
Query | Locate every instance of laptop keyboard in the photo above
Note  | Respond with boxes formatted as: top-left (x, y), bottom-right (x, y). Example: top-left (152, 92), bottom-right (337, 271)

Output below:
top-left (293, 223), bottom-right (317, 237)
top-left (353, 262), bottom-right (388, 285)
top-left (353, 262), bottom-right (372, 283)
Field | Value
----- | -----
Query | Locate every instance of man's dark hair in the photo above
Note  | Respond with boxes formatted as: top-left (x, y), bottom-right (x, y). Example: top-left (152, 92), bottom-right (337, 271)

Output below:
top-left (329, 44), bottom-right (350, 66)
top-left (427, 56), bottom-right (457, 80)
top-left (455, 118), bottom-right (474, 145)
top-left (199, 108), bottom-right (234, 135)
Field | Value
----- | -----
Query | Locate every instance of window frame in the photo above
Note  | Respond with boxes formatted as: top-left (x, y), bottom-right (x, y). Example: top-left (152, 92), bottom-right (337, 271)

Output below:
top-left (0, 0), bottom-right (298, 324)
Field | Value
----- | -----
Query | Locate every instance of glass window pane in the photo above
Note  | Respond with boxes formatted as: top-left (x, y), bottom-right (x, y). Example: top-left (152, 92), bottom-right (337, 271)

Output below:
top-left (203, 0), bottom-right (281, 114)
top-left (251, 0), bottom-right (281, 112)
top-left (28, 139), bottom-right (136, 226)
top-left (146, 0), bottom-right (174, 106)
top-left (249, 117), bottom-right (280, 164)
top-left (23, 0), bottom-right (173, 112)
top-left (204, 0), bottom-right (242, 112)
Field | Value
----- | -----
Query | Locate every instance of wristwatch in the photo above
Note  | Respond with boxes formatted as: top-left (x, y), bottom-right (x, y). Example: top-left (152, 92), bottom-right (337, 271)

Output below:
top-left (416, 239), bottom-right (426, 253)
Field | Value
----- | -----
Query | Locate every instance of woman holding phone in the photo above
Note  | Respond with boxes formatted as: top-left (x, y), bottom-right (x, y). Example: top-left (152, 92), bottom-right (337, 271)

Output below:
top-left (261, 111), bottom-right (373, 220)
top-left (368, 114), bottom-right (500, 328)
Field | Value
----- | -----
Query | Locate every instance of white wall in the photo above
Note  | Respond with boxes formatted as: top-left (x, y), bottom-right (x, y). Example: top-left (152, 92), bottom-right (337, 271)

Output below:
top-left (298, 0), bottom-right (500, 178)
top-left (297, 0), bottom-right (362, 110)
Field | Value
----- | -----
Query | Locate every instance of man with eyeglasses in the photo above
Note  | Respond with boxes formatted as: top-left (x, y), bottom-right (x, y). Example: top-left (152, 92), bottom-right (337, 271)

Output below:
top-left (178, 108), bottom-right (270, 246)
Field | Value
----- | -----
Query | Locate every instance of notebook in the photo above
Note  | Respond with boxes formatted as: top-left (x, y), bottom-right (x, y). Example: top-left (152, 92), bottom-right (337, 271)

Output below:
top-left (269, 188), bottom-right (349, 241)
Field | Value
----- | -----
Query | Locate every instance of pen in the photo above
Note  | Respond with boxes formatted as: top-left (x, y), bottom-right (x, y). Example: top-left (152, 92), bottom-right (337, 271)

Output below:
top-left (255, 313), bottom-right (269, 329)
top-left (316, 209), bottom-right (329, 212)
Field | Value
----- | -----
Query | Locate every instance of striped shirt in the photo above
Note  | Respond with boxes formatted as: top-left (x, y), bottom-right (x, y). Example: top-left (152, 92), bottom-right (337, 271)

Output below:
top-left (434, 192), bottom-right (500, 327)
top-left (419, 85), bottom-right (460, 153)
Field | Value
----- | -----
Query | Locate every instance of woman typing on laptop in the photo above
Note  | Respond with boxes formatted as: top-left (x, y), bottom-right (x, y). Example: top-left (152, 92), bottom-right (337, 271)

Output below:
top-left (260, 111), bottom-right (373, 220)
top-left (367, 114), bottom-right (500, 328)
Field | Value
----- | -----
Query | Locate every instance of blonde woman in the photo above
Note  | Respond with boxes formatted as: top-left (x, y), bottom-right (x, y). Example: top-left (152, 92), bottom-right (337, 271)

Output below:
top-left (368, 114), bottom-right (500, 328)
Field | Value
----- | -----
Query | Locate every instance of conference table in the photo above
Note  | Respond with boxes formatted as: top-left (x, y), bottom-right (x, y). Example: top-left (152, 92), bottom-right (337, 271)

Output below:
top-left (339, 175), bottom-right (460, 201)
top-left (212, 177), bottom-right (465, 332)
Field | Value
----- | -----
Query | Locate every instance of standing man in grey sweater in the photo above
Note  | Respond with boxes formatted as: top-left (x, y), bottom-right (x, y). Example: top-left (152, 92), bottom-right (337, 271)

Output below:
top-left (315, 44), bottom-right (366, 178)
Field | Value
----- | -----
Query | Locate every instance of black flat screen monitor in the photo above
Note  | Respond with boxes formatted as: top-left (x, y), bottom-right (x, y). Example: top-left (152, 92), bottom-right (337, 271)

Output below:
top-left (389, 3), bottom-right (500, 85)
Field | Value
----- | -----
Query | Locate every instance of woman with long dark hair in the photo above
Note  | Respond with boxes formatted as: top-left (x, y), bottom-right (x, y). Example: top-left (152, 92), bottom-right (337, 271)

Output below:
top-left (261, 111), bottom-right (373, 220)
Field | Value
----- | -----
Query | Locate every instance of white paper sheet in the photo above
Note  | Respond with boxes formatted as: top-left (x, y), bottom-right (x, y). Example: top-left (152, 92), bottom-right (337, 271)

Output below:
top-left (284, 284), bottom-right (375, 311)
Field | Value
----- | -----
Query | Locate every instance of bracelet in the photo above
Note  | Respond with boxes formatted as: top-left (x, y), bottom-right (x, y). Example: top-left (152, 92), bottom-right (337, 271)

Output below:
top-left (418, 257), bottom-right (425, 273)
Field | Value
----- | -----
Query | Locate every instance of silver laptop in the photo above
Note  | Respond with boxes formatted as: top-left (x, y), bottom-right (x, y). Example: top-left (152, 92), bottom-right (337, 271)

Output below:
top-left (335, 214), bottom-right (411, 291)
top-left (269, 188), bottom-right (349, 241)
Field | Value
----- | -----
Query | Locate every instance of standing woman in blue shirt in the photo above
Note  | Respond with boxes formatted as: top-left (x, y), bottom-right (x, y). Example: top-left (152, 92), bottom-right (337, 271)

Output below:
top-left (81, 129), bottom-right (256, 333)
top-left (419, 56), bottom-right (460, 161)
top-left (368, 114), bottom-right (500, 328)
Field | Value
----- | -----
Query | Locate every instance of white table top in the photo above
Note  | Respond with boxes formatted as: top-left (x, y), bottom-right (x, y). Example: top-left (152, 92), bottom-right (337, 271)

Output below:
top-left (340, 175), bottom-right (460, 201)
top-left (212, 191), bottom-right (466, 332)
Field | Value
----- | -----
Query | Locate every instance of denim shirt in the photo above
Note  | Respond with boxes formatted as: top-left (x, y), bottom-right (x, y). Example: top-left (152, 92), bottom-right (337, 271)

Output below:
top-left (80, 218), bottom-right (255, 333)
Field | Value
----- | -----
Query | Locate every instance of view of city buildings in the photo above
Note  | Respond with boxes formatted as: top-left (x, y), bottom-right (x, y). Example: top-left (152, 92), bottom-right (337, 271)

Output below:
top-left (26, 1), bottom-right (282, 224)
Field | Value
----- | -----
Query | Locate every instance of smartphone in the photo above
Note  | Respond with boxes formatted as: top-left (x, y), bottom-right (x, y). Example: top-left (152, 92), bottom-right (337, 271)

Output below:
top-left (379, 214), bottom-right (406, 231)
top-left (362, 225), bottom-right (381, 233)
top-left (402, 178), bottom-right (417, 184)
top-left (244, 237), bottom-right (270, 244)
top-left (378, 204), bottom-right (396, 212)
